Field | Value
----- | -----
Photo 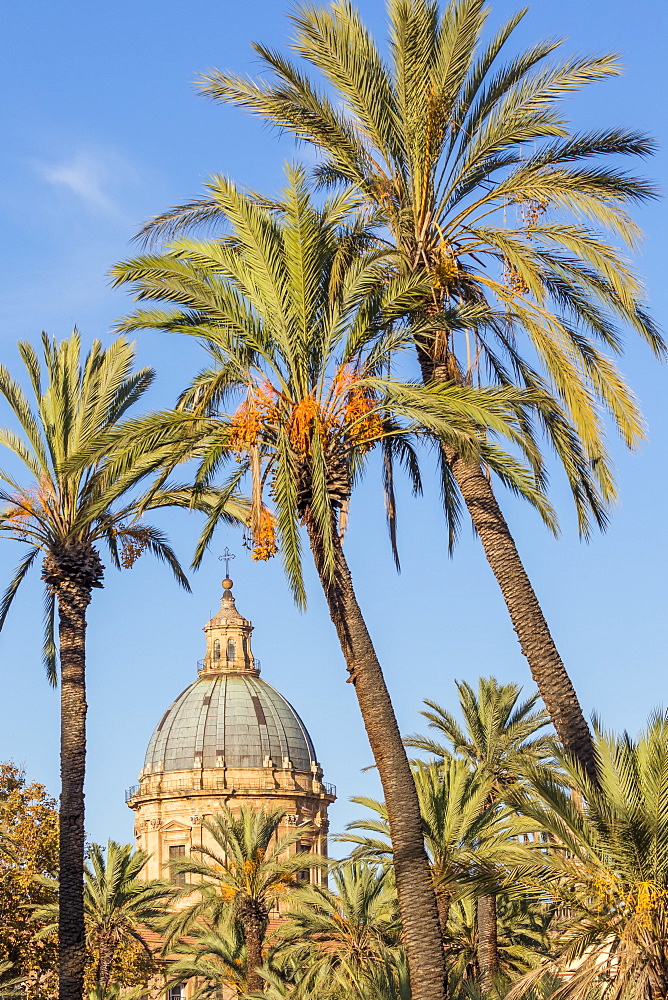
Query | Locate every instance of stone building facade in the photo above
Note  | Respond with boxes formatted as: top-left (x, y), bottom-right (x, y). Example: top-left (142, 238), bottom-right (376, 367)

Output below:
top-left (126, 577), bottom-right (336, 891)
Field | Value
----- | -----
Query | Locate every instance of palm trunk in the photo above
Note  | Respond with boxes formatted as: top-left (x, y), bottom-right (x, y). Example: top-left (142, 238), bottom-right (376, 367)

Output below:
top-left (43, 543), bottom-right (103, 1000)
top-left (435, 888), bottom-right (451, 938)
top-left (444, 449), bottom-right (597, 784)
top-left (56, 577), bottom-right (92, 1000)
top-left (306, 521), bottom-right (447, 1000)
top-left (242, 911), bottom-right (265, 993)
top-left (477, 893), bottom-right (498, 991)
top-left (97, 936), bottom-right (117, 993)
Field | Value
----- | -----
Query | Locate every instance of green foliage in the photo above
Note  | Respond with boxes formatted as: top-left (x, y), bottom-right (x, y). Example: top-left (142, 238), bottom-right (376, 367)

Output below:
top-left (445, 894), bottom-right (553, 988)
top-left (166, 919), bottom-right (248, 999)
top-left (33, 840), bottom-right (173, 992)
top-left (274, 863), bottom-right (401, 984)
top-left (506, 713), bottom-right (668, 1000)
top-left (0, 763), bottom-right (58, 1000)
top-left (112, 166), bottom-right (554, 604)
top-left (338, 759), bottom-right (528, 924)
top-left (180, 0), bottom-right (665, 540)
top-left (0, 332), bottom-right (209, 680)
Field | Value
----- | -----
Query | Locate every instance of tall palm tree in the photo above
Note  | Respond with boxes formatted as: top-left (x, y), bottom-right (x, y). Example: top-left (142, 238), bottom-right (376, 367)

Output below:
top-left (34, 840), bottom-right (173, 992)
top-left (506, 712), bottom-right (668, 1000)
top-left (173, 0), bottom-right (665, 781)
top-left (111, 166), bottom-right (552, 1000)
top-left (0, 333), bottom-right (245, 1000)
top-left (164, 805), bottom-right (318, 993)
top-left (408, 678), bottom-right (554, 987)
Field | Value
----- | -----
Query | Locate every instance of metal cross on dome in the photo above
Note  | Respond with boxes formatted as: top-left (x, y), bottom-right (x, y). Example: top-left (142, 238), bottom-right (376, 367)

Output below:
top-left (219, 547), bottom-right (236, 578)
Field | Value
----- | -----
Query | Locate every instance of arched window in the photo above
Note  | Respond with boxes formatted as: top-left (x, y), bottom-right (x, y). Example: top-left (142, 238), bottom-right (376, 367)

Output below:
top-left (227, 639), bottom-right (236, 661)
top-left (242, 637), bottom-right (248, 657)
top-left (213, 639), bottom-right (220, 660)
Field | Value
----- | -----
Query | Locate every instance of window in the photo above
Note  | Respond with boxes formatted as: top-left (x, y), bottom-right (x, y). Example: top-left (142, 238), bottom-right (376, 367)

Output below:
top-left (213, 639), bottom-right (220, 660)
top-left (296, 843), bottom-right (310, 883)
top-left (227, 639), bottom-right (236, 661)
top-left (169, 986), bottom-right (184, 1000)
top-left (169, 845), bottom-right (187, 886)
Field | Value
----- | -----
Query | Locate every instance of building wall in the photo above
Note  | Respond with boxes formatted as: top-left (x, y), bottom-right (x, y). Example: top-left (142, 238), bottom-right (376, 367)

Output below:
top-left (128, 763), bottom-right (334, 889)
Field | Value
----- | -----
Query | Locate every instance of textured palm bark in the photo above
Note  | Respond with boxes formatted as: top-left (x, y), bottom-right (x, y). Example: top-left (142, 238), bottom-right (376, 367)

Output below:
top-left (435, 889), bottom-right (451, 938)
top-left (96, 928), bottom-right (123, 993)
top-left (55, 579), bottom-right (91, 1000)
top-left (477, 892), bottom-right (498, 990)
top-left (241, 909), bottom-right (266, 993)
top-left (97, 939), bottom-right (115, 992)
top-left (445, 449), bottom-right (598, 784)
top-left (306, 522), bottom-right (447, 1000)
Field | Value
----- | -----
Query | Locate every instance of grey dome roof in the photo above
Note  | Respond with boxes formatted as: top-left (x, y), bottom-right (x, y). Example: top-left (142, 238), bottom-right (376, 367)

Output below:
top-left (144, 673), bottom-right (317, 773)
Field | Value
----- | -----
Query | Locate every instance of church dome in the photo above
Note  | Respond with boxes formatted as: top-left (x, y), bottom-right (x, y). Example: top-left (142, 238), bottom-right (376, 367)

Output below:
top-left (144, 672), bottom-right (317, 773)
top-left (142, 575), bottom-right (319, 776)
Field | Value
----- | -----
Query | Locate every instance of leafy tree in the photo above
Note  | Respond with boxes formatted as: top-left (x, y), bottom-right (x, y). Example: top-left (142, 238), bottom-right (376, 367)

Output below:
top-left (34, 841), bottom-right (173, 993)
top-left (0, 333), bottom-right (246, 1000)
top-left (164, 805), bottom-right (318, 993)
top-left (175, 0), bottom-right (666, 781)
top-left (408, 678), bottom-right (553, 987)
top-left (506, 712), bottom-right (668, 1000)
top-left (111, 166), bottom-right (549, 1000)
top-left (0, 763), bottom-right (58, 999)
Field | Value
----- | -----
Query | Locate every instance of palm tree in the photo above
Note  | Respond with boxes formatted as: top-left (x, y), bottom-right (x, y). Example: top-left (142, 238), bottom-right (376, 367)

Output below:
top-left (444, 894), bottom-right (552, 991)
top-left (505, 712), bottom-right (668, 1000)
top-left (339, 760), bottom-right (514, 936)
top-left (257, 952), bottom-right (411, 1000)
top-left (110, 166), bottom-right (553, 1000)
top-left (0, 332), bottom-right (245, 1000)
top-left (176, 0), bottom-right (665, 781)
top-left (407, 678), bottom-right (554, 988)
top-left (275, 862), bottom-right (401, 989)
top-left (166, 919), bottom-right (249, 999)
top-left (34, 840), bottom-right (173, 992)
top-left (164, 805), bottom-right (319, 993)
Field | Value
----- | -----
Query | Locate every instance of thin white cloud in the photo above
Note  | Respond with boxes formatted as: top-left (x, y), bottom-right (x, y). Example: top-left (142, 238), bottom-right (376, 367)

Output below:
top-left (35, 147), bottom-right (135, 218)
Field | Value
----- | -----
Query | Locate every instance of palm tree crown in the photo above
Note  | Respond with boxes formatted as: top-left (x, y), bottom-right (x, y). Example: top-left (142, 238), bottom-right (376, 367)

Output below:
top-left (409, 677), bottom-right (554, 790)
top-left (112, 165), bottom-right (551, 602)
top-left (276, 863), bottom-right (401, 975)
top-left (0, 331), bottom-right (190, 673)
top-left (507, 713), bottom-right (668, 1000)
top-left (34, 841), bottom-right (173, 992)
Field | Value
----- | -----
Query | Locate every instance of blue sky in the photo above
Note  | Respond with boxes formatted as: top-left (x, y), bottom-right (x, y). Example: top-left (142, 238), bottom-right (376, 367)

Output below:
top-left (0, 0), bottom-right (667, 847)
